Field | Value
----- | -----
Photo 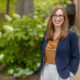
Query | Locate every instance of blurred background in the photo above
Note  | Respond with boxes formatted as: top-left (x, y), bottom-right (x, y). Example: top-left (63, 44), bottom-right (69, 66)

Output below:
top-left (0, 0), bottom-right (80, 80)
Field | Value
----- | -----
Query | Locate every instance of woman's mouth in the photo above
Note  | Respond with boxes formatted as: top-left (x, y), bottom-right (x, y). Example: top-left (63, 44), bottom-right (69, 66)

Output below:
top-left (56, 22), bottom-right (60, 24)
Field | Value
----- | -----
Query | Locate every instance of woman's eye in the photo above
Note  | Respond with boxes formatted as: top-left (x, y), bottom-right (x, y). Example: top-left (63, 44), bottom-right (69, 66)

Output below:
top-left (59, 15), bottom-right (63, 17)
top-left (53, 14), bottom-right (64, 18)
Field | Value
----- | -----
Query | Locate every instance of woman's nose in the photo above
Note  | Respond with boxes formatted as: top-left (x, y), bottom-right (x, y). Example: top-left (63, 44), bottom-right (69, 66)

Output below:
top-left (56, 17), bottom-right (60, 21)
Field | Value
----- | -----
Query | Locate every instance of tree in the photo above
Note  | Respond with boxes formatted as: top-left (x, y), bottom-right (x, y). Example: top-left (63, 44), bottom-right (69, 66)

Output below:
top-left (6, 0), bottom-right (10, 14)
top-left (17, 0), bottom-right (33, 16)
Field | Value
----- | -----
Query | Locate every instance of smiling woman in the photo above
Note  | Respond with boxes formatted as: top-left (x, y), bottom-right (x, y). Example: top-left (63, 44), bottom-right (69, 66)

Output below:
top-left (52, 9), bottom-right (64, 40)
top-left (52, 9), bottom-right (64, 27)
top-left (44, 5), bottom-right (69, 41)
top-left (37, 5), bottom-right (80, 80)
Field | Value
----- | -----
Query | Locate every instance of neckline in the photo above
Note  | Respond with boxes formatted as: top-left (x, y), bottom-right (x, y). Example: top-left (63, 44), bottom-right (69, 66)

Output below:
top-left (53, 34), bottom-right (61, 41)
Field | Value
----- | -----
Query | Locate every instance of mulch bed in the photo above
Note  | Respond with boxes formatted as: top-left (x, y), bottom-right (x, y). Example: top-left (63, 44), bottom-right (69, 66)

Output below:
top-left (0, 73), bottom-right (40, 80)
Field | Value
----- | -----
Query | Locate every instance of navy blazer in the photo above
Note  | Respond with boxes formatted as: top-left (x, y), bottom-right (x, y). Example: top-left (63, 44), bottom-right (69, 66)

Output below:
top-left (37, 29), bottom-right (80, 79)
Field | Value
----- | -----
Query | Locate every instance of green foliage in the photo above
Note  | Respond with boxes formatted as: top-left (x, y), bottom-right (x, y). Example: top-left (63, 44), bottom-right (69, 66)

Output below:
top-left (14, 67), bottom-right (33, 77)
top-left (6, 67), bottom-right (33, 77)
top-left (0, 13), bottom-right (44, 76)
top-left (70, 25), bottom-right (77, 32)
top-left (0, 0), bottom-right (16, 13)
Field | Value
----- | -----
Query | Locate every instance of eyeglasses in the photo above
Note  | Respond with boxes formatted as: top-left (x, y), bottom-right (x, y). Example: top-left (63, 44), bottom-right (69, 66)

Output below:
top-left (52, 14), bottom-right (64, 18)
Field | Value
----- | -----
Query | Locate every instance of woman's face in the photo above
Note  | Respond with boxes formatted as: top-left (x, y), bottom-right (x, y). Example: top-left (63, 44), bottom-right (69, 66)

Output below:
top-left (52, 9), bottom-right (64, 27)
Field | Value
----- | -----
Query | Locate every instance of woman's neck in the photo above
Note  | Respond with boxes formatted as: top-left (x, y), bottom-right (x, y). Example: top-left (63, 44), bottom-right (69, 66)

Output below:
top-left (54, 26), bottom-right (61, 34)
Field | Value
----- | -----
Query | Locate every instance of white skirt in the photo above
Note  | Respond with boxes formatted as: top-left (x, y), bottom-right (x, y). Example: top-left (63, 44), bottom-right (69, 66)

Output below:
top-left (40, 62), bottom-right (70, 80)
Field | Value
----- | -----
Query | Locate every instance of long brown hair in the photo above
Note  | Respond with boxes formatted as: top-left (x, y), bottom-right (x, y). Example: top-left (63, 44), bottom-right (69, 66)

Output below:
top-left (44, 5), bottom-right (69, 41)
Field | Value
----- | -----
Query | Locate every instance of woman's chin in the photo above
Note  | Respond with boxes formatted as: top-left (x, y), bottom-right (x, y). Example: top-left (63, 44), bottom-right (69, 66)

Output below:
top-left (54, 24), bottom-right (62, 27)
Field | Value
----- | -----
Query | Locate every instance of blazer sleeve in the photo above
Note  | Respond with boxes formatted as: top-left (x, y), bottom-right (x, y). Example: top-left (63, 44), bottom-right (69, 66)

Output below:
top-left (37, 30), bottom-right (47, 75)
top-left (69, 31), bottom-right (80, 75)
top-left (41, 30), bottom-right (47, 49)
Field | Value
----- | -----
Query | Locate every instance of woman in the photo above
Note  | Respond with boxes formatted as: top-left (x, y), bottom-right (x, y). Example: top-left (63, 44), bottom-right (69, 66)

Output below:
top-left (37, 6), bottom-right (80, 80)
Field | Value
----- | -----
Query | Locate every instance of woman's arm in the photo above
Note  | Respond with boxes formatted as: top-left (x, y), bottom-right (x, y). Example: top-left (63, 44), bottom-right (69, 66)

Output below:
top-left (69, 31), bottom-right (80, 76)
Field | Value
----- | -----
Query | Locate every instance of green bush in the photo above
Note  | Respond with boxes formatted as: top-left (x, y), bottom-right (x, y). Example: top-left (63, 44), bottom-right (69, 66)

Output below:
top-left (0, 13), bottom-right (45, 75)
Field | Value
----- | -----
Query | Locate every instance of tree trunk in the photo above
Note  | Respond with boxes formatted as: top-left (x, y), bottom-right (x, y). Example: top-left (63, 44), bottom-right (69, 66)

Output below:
top-left (17, 0), bottom-right (33, 17)
top-left (6, 0), bottom-right (10, 14)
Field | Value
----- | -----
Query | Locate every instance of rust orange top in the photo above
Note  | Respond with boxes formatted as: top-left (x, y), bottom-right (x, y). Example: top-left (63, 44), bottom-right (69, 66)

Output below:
top-left (43, 34), bottom-right (61, 64)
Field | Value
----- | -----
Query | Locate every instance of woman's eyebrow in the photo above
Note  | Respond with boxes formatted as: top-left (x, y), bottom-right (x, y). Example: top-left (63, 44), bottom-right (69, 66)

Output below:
top-left (55, 14), bottom-right (63, 15)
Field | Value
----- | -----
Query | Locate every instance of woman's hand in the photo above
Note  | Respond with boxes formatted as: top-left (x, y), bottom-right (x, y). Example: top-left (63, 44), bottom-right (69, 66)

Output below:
top-left (70, 72), bottom-right (75, 78)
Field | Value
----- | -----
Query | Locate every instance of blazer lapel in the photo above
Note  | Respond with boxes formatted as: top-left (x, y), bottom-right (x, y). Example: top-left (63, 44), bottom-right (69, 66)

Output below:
top-left (41, 39), bottom-right (48, 59)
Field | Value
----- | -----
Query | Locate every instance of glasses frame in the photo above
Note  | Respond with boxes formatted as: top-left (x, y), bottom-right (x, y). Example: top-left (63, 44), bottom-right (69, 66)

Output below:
top-left (52, 14), bottom-right (64, 19)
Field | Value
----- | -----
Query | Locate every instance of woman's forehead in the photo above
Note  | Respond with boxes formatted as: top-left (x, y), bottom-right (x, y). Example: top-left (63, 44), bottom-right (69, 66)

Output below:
top-left (55, 9), bottom-right (63, 14)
